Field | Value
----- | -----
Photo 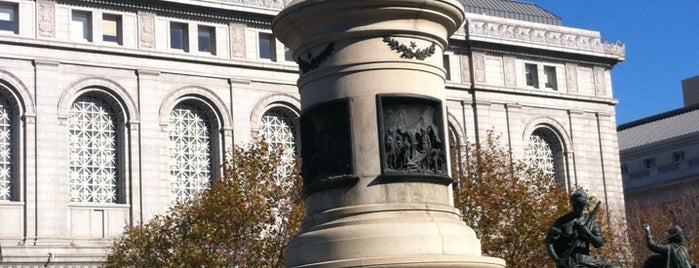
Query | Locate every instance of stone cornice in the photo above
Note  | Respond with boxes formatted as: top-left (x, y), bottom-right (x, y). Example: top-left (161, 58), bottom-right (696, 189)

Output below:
top-left (71, 0), bottom-right (275, 25)
top-left (459, 14), bottom-right (625, 62)
top-left (157, 0), bottom-right (291, 14)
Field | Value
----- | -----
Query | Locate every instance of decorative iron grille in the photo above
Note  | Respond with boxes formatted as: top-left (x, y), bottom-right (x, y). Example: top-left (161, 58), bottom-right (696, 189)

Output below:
top-left (0, 96), bottom-right (12, 201)
top-left (526, 133), bottom-right (555, 177)
top-left (168, 103), bottom-right (212, 204)
top-left (68, 96), bottom-right (118, 203)
top-left (259, 110), bottom-right (296, 177)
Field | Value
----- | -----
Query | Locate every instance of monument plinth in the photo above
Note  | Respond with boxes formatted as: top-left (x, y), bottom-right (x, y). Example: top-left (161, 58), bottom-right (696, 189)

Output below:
top-left (273, 0), bottom-right (505, 267)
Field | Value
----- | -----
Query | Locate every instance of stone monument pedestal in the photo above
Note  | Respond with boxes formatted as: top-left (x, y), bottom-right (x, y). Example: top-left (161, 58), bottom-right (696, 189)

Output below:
top-left (273, 0), bottom-right (505, 267)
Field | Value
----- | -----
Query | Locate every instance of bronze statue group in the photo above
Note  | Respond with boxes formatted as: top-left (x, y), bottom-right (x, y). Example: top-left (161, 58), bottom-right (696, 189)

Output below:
top-left (546, 189), bottom-right (696, 268)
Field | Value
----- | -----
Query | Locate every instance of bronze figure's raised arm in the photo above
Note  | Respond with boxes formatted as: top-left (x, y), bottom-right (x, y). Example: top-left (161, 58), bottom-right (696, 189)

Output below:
top-left (642, 224), bottom-right (696, 268)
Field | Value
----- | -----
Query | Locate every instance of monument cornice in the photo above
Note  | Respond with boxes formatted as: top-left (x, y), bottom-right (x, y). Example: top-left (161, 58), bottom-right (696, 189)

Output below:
top-left (458, 14), bottom-right (625, 62)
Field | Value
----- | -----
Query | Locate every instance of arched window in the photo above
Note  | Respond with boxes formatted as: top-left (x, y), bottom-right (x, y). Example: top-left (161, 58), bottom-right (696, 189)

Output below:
top-left (259, 108), bottom-right (298, 177)
top-left (168, 102), bottom-right (213, 204)
top-left (68, 96), bottom-right (119, 203)
top-left (526, 127), bottom-right (566, 185)
top-left (448, 124), bottom-right (463, 177)
top-left (0, 95), bottom-right (14, 201)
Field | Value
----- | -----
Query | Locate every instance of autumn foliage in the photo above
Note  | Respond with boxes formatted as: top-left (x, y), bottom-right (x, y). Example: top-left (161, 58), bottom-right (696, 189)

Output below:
top-left (104, 141), bottom-right (304, 267)
top-left (623, 195), bottom-right (699, 266)
top-left (452, 131), bottom-right (620, 267)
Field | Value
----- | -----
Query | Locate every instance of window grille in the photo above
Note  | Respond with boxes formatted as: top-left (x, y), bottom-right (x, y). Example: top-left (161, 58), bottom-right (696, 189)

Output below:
top-left (526, 133), bottom-right (555, 177)
top-left (259, 110), bottom-right (296, 177)
top-left (69, 96), bottom-right (118, 203)
top-left (0, 96), bottom-right (12, 200)
top-left (168, 103), bottom-right (211, 204)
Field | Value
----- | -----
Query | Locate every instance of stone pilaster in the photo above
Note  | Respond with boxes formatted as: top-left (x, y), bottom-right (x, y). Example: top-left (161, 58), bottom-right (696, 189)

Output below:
top-left (135, 69), bottom-right (164, 219)
top-left (33, 59), bottom-right (68, 242)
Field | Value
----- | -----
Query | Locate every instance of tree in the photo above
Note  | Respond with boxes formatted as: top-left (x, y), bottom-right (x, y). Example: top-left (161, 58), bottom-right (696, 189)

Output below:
top-left (623, 194), bottom-right (699, 267)
top-left (105, 140), bottom-right (304, 267)
top-left (452, 130), bottom-right (620, 267)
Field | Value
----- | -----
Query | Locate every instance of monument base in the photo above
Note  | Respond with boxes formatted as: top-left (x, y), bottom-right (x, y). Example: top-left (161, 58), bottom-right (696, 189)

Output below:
top-left (290, 255), bottom-right (506, 268)
top-left (285, 203), bottom-right (506, 268)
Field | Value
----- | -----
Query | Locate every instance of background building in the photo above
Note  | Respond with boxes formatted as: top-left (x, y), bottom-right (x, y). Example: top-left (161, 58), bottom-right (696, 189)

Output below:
top-left (0, 0), bottom-right (625, 265)
top-left (618, 76), bottom-right (699, 214)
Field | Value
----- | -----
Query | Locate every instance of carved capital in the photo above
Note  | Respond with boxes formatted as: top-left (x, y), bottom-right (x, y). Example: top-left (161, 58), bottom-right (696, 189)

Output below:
top-left (23, 115), bottom-right (36, 124)
top-left (137, 69), bottom-right (160, 77)
top-left (33, 59), bottom-right (59, 68)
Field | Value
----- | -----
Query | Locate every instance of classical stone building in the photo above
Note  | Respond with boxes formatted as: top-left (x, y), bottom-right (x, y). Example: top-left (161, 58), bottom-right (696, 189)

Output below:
top-left (0, 0), bottom-right (625, 265)
top-left (618, 76), bottom-right (699, 214)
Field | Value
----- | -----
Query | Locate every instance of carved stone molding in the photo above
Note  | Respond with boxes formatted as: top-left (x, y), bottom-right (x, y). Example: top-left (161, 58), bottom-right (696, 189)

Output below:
top-left (593, 66), bottom-right (606, 96)
top-left (220, 0), bottom-right (290, 10)
top-left (128, 122), bottom-right (140, 131)
top-left (37, 1), bottom-right (55, 38)
top-left (565, 63), bottom-right (578, 93)
top-left (138, 12), bottom-right (155, 49)
top-left (23, 115), bottom-right (36, 124)
top-left (230, 23), bottom-right (246, 59)
top-left (136, 69), bottom-right (160, 77)
top-left (33, 59), bottom-right (59, 68)
top-left (503, 56), bottom-right (516, 87)
top-left (459, 55), bottom-right (471, 85)
top-left (473, 52), bottom-right (485, 83)
top-left (467, 17), bottom-right (625, 58)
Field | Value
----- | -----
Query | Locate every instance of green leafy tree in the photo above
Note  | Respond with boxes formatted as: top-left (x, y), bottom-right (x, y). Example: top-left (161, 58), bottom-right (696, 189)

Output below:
top-left (452, 130), bottom-right (620, 267)
top-left (105, 140), bottom-right (304, 267)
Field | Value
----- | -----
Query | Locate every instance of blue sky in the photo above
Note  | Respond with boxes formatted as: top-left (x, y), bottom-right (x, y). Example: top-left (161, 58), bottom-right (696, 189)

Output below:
top-left (529, 1), bottom-right (699, 125)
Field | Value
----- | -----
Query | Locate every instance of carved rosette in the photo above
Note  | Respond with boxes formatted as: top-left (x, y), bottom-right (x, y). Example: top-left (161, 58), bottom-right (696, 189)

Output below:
top-left (138, 12), bottom-right (155, 49)
top-left (230, 23), bottom-right (246, 58)
top-left (37, 1), bottom-right (55, 38)
top-left (377, 95), bottom-right (450, 185)
top-left (300, 99), bottom-right (356, 196)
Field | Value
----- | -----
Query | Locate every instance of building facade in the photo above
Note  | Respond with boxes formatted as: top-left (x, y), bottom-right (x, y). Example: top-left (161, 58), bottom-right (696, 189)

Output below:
top-left (618, 76), bottom-right (699, 215)
top-left (0, 0), bottom-right (625, 265)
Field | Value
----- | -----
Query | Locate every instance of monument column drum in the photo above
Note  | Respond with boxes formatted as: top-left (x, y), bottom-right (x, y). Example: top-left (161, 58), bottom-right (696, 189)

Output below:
top-left (273, 0), bottom-right (505, 267)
